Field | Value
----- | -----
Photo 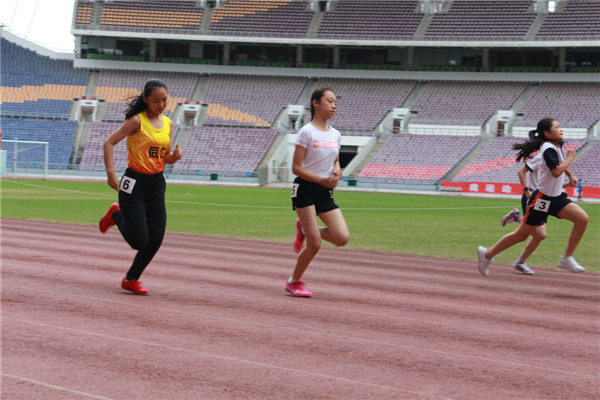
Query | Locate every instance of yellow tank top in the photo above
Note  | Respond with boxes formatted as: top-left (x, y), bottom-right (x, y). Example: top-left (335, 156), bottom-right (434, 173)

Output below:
top-left (127, 111), bottom-right (171, 174)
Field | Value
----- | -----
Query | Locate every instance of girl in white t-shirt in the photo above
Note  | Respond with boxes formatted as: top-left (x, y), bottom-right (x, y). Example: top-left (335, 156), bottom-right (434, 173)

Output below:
top-left (285, 88), bottom-right (350, 297)
top-left (500, 151), bottom-right (577, 275)
top-left (477, 118), bottom-right (588, 276)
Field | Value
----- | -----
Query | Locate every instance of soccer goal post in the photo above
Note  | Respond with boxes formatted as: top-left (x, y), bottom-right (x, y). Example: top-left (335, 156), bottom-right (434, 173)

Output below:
top-left (2, 139), bottom-right (49, 180)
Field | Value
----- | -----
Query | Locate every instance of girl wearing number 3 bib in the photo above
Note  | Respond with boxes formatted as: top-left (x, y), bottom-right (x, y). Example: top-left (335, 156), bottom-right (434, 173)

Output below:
top-left (286, 88), bottom-right (350, 297)
top-left (477, 118), bottom-right (588, 277)
top-left (99, 79), bottom-right (183, 294)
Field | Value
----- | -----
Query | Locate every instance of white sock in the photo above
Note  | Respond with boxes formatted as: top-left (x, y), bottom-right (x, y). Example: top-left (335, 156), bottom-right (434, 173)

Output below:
top-left (288, 277), bottom-right (297, 284)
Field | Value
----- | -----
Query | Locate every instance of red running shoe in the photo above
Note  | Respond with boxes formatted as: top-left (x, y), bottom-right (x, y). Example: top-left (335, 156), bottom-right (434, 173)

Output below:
top-left (292, 218), bottom-right (305, 254)
top-left (99, 203), bottom-right (120, 233)
top-left (121, 278), bottom-right (149, 294)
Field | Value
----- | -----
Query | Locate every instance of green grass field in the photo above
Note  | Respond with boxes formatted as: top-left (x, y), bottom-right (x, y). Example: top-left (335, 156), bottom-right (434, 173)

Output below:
top-left (2, 178), bottom-right (598, 272)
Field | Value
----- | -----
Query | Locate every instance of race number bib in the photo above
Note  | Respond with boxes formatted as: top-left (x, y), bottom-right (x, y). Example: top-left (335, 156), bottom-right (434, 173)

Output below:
top-left (119, 176), bottom-right (136, 194)
top-left (533, 198), bottom-right (550, 213)
top-left (291, 183), bottom-right (299, 198)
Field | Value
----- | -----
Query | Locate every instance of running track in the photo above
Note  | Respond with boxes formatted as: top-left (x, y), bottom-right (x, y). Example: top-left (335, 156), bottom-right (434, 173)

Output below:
top-left (2, 218), bottom-right (599, 400)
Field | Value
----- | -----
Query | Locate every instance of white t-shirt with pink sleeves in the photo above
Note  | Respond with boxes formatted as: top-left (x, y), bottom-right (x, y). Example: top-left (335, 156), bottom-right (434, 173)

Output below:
top-left (294, 122), bottom-right (341, 178)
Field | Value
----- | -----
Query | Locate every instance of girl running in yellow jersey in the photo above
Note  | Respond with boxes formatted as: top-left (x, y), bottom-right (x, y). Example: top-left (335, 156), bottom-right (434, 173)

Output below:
top-left (99, 79), bottom-right (183, 294)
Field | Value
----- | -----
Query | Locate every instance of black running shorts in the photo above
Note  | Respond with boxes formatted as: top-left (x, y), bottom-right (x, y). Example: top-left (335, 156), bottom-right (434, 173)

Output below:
top-left (523, 190), bottom-right (572, 226)
top-left (291, 177), bottom-right (339, 214)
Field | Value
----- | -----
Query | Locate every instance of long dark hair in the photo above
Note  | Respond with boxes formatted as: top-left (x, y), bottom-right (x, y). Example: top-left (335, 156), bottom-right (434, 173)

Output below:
top-left (513, 117), bottom-right (556, 162)
top-left (124, 78), bottom-right (168, 120)
top-left (310, 87), bottom-right (332, 120)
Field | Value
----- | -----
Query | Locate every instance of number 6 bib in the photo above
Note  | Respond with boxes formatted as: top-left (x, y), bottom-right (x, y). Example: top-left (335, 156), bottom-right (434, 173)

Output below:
top-left (119, 176), bottom-right (137, 194)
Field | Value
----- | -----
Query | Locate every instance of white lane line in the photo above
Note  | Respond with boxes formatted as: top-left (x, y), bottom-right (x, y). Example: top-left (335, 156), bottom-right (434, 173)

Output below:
top-left (3, 285), bottom-right (598, 379)
top-left (1, 373), bottom-right (113, 400)
top-left (4, 317), bottom-right (453, 400)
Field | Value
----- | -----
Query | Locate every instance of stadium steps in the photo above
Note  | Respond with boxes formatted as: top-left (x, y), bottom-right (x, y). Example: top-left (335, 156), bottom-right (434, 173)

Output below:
top-left (305, 4), bottom-right (326, 39)
top-left (524, 9), bottom-right (547, 40)
top-left (351, 135), bottom-right (391, 177)
top-left (413, 0), bottom-right (451, 39)
top-left (69, 120), bottom-right (89, 168)
top-left (573, 136), bottom-right (599, 159)
top-left (507, 82), bottom-right (539, 129)
top-left (399, 81), bottom-right (427, 132)
top-left (164, 124), bottom-right (191, 176)
top-left (200, 4), bottom-right (214, 35)
top-left (256, 133), bottom-right (287, 174)
top-left (412, 9), bottom-right (433, 39)
top-left (187, 74), bottom-right (210, 126)
top-left (86, 71), bottom-right (100, 97)
top-left (89, 1), bottom-right (103, 29)
top-left (439, 135), bottom-right (490, 183)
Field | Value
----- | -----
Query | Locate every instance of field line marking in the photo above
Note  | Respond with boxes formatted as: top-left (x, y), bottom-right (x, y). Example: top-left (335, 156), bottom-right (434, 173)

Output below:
top-left (1, 179), bottom-right (528, 211)
top-left (1, 373), bottom-right (113, 400)
top-left (4, 316), bottom-right (453, 400)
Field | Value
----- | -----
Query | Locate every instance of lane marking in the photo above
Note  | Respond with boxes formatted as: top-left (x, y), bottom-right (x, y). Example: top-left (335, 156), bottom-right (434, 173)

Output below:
top-left (1, 374), bottom-right (113, 400)
top-left (4, 317), bottom-right (453, 400)
top-left (3, 284), bottom-right (598, 379)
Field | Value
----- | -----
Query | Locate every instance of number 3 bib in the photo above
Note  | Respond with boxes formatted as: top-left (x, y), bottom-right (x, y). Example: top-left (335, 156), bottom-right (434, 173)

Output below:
top-left (533, 198), bottom-right (550, 213)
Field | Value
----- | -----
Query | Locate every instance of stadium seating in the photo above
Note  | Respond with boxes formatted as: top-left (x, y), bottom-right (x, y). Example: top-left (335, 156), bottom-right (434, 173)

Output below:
top-left (208, 0), bottom-right (313, 37)
top-left (0, 38), bottom-right (89, 118)
top-left (409, 81), bottom-right (527, 126)
top-left (359, 134), bottom-right (481, 185)
top-left (75, 0), bottom-right (93, 27)
top-left (201, 74), bottom-right (306, 127)
top-left (171, 126), bottom-right (278, 176)
top-left (79, 122), bottom-right (181, 171)
top-left (424, 0), bottom-right (536, 40)
top-left (536, 0), bottom-right (600, 40)
top-left (513, 82), bottom-right (600, 129)
top-left (451, 136), bottom-right (587, 183)
top-left (95, 70), bottom-right (197, 121)
top-left (77, 0), bottom-right (204, 34)
top-left (316, 0), bottom-right (423, 40)
top-left (309, 78), bottom-right (417, 131)
top-left (1, 117), bottom-right (78, 169)
top-left (569, 140), bottom-right (600, 187)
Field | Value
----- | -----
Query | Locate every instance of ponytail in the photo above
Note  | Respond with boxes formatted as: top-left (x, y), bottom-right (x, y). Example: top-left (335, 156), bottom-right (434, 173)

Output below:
top-left (513, 117), bottom-right (555, 162)
top-left (124, 78), bottom-right (168, 120)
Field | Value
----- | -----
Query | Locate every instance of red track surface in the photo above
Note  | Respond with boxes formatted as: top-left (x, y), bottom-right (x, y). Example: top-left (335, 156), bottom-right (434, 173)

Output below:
top-left (2, 218), bottom-right (599, 400)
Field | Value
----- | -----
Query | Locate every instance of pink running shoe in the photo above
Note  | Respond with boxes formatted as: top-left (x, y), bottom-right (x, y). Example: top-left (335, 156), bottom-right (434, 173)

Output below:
top-left (99, 203), bottom-right (120, 233)
top-left (292, 218), bottom-right (305, 254)
top-left (501, 208), bottom-right (521, 227)
top-left (285, 280), bottom-right (312, 297)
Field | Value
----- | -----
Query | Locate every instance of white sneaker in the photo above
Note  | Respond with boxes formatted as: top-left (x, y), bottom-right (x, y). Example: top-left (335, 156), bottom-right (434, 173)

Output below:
top-left (557, 256), bottom-right (585, 273)
top-left (477, 246), bottom-right (492, 277)
top-left (513, 262), bottom-right (535, 275)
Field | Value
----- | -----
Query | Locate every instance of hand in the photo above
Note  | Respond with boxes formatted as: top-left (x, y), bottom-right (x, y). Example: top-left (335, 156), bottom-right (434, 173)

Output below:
top-left (320, 175), bottom-right (340, 189)
top-left (173, 144), bottom-right (183, 161)
top-left (524, 189), bottom-right (531, 200)
top-left (107, 172), bottom-right (120, 191)
top-left (566, 149), bottom-right (576, 159)
top-left (332, 168), bottom-right (343, 180)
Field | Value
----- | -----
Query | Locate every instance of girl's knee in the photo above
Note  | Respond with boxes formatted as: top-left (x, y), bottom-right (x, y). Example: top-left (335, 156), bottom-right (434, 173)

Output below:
top-left (306, 238), bottom-right (322, 252)
top-left (332, 232), bottom-right (349, 247)
top-left (513, 231), bottom-right (530, 243)
top-left (532, 231), bottom-right (546, 241)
